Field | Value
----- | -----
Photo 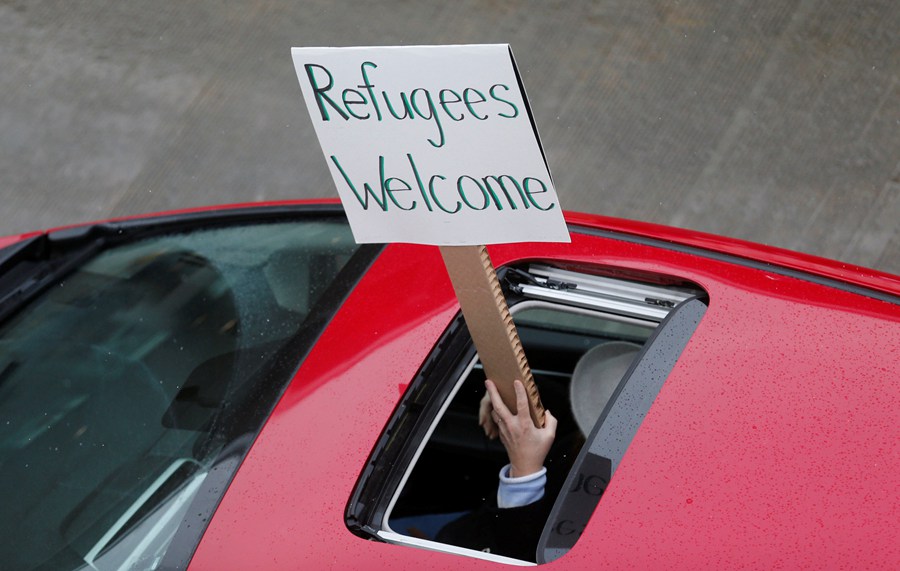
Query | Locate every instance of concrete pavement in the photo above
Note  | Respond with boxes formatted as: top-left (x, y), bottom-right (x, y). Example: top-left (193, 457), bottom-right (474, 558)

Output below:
top-left (1, 0), bottom-right (897, 274)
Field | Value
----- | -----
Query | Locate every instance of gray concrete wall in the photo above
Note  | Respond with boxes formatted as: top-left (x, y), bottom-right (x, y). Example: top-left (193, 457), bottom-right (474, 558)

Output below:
top-left (1, 0), bottom-right (897, 275)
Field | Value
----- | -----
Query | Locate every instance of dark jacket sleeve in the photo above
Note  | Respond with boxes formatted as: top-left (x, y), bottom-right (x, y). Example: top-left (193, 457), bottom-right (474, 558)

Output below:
top-left (436, 494), bottom-right (552, 562)
top-left (435, 437), bottom-right (580, 561)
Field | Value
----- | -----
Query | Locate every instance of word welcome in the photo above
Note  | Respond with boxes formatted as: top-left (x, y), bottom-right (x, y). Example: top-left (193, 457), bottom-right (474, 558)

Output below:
top-left (330, 153), bottom-right (555, 214)
top-left (304, 61), bottom-right (520, 148)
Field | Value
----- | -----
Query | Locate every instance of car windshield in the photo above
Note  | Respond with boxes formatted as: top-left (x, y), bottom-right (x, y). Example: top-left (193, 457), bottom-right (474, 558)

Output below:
top-left (0, 217), bottom-right (361, 570)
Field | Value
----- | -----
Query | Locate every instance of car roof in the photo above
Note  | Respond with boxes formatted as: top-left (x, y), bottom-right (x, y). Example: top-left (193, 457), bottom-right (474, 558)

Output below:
top-left (2, 202), bottom-right (896, 568)
top-left (182, 213), bottom-right (899, 569)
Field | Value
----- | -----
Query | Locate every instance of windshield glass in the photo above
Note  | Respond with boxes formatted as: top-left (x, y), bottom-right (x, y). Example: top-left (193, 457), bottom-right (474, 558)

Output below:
top-left (0, 218), bottom-right (360, 570)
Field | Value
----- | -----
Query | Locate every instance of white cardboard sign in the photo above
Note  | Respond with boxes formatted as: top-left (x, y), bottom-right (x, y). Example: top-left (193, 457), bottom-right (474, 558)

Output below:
top-left (291, 44), bottom-right (570, 245)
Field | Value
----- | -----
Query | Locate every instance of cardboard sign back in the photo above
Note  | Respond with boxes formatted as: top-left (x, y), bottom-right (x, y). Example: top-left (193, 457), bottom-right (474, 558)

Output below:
top-left (440, 245), bottom-right (545, 427)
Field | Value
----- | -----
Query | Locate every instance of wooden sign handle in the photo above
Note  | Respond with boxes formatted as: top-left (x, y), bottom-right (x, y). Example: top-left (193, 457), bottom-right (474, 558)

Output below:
top-left (439, 245), bottom-right (545, 428)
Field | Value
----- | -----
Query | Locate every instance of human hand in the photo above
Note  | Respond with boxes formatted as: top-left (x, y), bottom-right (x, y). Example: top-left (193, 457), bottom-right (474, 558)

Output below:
top-left (478, 389), bottom-right (499, 440)
top-left (484, 379), bottom-right (557, 478)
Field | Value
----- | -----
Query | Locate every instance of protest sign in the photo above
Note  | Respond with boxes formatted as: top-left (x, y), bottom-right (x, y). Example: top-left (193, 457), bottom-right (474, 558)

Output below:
top-left (293, 45), bottom-right (569, 425)
top-left (291, 44), bottom-right (569, 246)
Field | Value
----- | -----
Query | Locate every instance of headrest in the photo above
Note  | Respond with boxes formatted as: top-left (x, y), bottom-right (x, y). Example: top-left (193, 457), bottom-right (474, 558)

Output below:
top-left (569, 341), bottom-right (641, 435)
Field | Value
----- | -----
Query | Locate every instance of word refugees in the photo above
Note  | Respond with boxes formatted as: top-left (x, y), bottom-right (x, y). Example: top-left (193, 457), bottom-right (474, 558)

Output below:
top-left (303, 61), bottom-right (520, 148)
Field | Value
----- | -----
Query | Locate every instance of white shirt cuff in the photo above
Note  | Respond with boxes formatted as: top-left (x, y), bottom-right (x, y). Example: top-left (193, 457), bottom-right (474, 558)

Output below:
top-left (497, 464), bottom-right (547, 508)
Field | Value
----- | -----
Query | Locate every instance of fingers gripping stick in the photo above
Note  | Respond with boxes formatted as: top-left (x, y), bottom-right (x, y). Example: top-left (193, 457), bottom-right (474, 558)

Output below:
top-left (485, 379), bottom-right (557, 477)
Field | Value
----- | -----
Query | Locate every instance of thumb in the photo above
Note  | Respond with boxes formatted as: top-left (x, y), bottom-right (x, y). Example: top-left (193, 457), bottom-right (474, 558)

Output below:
top-left (543, 408), bottom-right (558, 435)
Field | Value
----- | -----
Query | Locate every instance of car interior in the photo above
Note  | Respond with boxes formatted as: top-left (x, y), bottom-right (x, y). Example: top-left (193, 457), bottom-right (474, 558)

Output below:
top-left (386, 303), bottom-right (654, 528)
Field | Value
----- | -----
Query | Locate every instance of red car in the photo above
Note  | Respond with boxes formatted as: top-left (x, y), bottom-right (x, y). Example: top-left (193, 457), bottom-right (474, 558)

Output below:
top-left (0, 201), bottom-right (897, 570)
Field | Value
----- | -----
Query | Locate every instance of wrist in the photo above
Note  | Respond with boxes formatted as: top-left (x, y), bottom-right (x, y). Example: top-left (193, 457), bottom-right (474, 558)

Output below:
top-left (509, 462), bottom-right (544, 479)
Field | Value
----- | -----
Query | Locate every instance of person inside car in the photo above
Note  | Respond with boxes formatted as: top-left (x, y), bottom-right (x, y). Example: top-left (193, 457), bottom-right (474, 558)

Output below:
top-left (436, 379), bottom-right (557, 559)
top-left (437, 341), bottom-right (641, 560)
